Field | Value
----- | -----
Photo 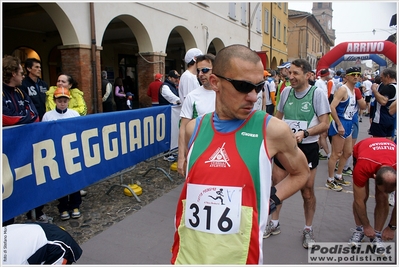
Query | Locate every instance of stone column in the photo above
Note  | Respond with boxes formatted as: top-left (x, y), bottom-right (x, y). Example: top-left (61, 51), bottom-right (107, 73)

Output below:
top-left (136, 52), bottom-right (166, 108)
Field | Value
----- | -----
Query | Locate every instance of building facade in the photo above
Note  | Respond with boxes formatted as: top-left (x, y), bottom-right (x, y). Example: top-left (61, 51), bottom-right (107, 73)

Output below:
top-left (287, 9), bottom-right (334, 70)
top-left (3, 2), bottom-right (263, 113)
top-left (261, 2), bottom-right (289, 69)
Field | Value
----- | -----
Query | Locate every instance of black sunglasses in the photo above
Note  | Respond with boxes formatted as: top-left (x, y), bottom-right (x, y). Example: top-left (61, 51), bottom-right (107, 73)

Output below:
top-left (197, 68), bottom-right (212, 74)
top-left (214, 74), bottom-right (265, 94)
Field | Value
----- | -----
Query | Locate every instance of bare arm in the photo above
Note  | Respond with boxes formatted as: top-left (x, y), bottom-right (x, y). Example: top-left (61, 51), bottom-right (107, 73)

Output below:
top-left (389, 100), bottom-right (397, 116)
top-left (330, 86), bottom-right (347, 136)
top-left (355, 87), bottom-right (367, 110)
top-left (372, 84), bottom-right (389, 106)
top-left (177, 117), bottom-right (191, 176)
top-left (382, 200), bottom-right (396, 241)
top-left (266, 117), bottom-right (309, 201)
top-left (353, 183), bottom-right (374, 238)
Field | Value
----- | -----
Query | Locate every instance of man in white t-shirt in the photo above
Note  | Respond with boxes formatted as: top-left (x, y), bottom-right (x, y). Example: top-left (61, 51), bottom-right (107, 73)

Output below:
top-left (314, 68), bottom-right (331, 160)
top-left (362, 74), bottom-right (373, 116)
top-left (264, 70), bottom-right (276, 115)
top-left (177, 54), bottom-right (216, 176)
top-left (179, 48), bottom-right (203, 104)
top-left (314, 68), bottom-right (330, 99)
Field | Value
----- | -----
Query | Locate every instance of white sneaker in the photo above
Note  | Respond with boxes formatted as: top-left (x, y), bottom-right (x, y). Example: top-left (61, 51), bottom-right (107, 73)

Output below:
top-left (163, 155), bottom-right (176, 162)
top-left (348, 228), bottom-right (364, 248)
top-left (80, 190), bottom-right (87, 196)
top-left (371, 236), bottom-right (386, 256)
top-left (37, 214), bottom-right (53, 223)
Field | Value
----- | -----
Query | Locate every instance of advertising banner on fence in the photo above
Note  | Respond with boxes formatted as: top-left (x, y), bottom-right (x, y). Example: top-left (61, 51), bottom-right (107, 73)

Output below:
top-left (2, 105), bottom-right (173, 221)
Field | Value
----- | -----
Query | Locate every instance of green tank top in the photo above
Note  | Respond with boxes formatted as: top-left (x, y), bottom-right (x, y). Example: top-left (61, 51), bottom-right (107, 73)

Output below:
top-left (282, 86), bottom-right (316, 132)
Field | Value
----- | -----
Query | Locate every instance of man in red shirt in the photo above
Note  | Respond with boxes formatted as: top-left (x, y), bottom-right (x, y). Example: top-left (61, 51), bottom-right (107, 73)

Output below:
top-left (348, 137), bottom-right (396, 252)
top-left (147, 73), bottom-right (163, 106)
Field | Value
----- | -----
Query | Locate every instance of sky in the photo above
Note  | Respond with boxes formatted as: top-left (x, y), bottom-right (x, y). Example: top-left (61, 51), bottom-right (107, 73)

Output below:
top-left (288, 1), bottom-right (397, 46)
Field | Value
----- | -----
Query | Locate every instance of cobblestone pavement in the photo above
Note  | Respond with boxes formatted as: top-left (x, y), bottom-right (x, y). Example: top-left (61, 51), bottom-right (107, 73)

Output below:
top-left (14, 158), bottom-right (184, 245)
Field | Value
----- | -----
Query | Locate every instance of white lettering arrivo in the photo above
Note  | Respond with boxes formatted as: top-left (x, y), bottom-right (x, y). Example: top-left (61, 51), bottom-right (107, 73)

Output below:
top-left (346, 42), bottom-right (384, 53)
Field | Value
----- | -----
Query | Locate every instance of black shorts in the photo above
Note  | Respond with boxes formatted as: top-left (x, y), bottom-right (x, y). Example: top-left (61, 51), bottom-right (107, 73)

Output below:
top-left (266, 104), bottom-right (275, 115)
top-left (274, 142), bottom-right (319, 170)
top-left (365, 95), bottom-right (371, 103)
top-left (370, 122), bottom-right (394, 138)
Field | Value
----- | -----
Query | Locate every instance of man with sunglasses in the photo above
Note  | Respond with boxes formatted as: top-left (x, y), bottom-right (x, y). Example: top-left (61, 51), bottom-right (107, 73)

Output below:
top-left (177, 54), bottom-right (216, 176)
top-left (171, 44), bottom-right (309, 264)
top-left (327, 67), bottom-right (366, 192)
top-left (264, 59), bottom-right (331, 249)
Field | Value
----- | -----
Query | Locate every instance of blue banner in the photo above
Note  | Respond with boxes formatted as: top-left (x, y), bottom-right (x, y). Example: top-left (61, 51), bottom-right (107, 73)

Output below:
top-left (2, 105), bottom-right (172, 221)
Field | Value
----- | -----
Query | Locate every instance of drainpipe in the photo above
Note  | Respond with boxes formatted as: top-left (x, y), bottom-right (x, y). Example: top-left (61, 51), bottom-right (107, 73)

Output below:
top-left (247, 3), bottom-right (250, 48)
top-left (90, 3), bottom-right (98, 113)
top-left (269, 3), bottom-right (273, 66)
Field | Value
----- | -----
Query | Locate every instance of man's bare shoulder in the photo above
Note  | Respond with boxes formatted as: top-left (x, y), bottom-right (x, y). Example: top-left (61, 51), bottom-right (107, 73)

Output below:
top-left (266, 116), bottom-right (294, 156)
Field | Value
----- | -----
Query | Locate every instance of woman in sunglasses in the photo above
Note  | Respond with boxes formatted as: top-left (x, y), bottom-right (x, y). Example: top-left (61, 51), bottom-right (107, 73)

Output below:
top-left (171, 44), bottom-right (309, 265)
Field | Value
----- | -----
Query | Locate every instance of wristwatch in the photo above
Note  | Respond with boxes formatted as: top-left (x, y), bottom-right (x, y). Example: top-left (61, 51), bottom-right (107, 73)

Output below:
top-left (303, 130), bottom-right (309, 138)
top-left (388, 224), bottom-right (396, 230)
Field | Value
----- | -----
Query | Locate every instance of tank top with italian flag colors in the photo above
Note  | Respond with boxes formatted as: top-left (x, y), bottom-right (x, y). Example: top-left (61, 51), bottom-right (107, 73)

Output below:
top-left (171, 111), bottom-right (273, 265)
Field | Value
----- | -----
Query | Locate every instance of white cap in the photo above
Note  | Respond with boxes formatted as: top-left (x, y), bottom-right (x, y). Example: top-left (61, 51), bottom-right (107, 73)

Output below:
top-left (184, 48), bottom-right (203, 64)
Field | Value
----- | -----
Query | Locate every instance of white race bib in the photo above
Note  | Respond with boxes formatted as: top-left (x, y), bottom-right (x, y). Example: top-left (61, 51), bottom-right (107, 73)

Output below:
top-left (284, 119), bottom-right (308, 133)
top-left (185, 183), bottom-right (242, 234)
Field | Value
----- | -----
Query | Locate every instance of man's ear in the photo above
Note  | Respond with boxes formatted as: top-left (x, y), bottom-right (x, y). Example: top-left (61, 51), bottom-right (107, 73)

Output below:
top-left (209, 74), bottom-right (219, 92)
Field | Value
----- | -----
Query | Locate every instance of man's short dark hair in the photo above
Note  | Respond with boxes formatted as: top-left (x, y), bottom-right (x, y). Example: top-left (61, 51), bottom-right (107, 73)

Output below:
top-left (187, 59), bottom-right (196, 68)
top-left (3, 55), bottom-right (21, 84)
top-left (382, 68), bottom-right (396, 80)
top-left (24, 58), bottom-right (41, 74)
top-left (213, 44), bottom-right (261, 76)
top-left (291, 59), bottom-right (312, 74)
top-left (336, 70), bottom-right (342, 76)
top-left (196, 54), bottom-right (216, 65)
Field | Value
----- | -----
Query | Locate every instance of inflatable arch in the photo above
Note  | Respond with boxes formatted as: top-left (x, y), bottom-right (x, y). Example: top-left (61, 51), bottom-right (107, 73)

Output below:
top-left (317, 40), bottom-right (396, 72)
